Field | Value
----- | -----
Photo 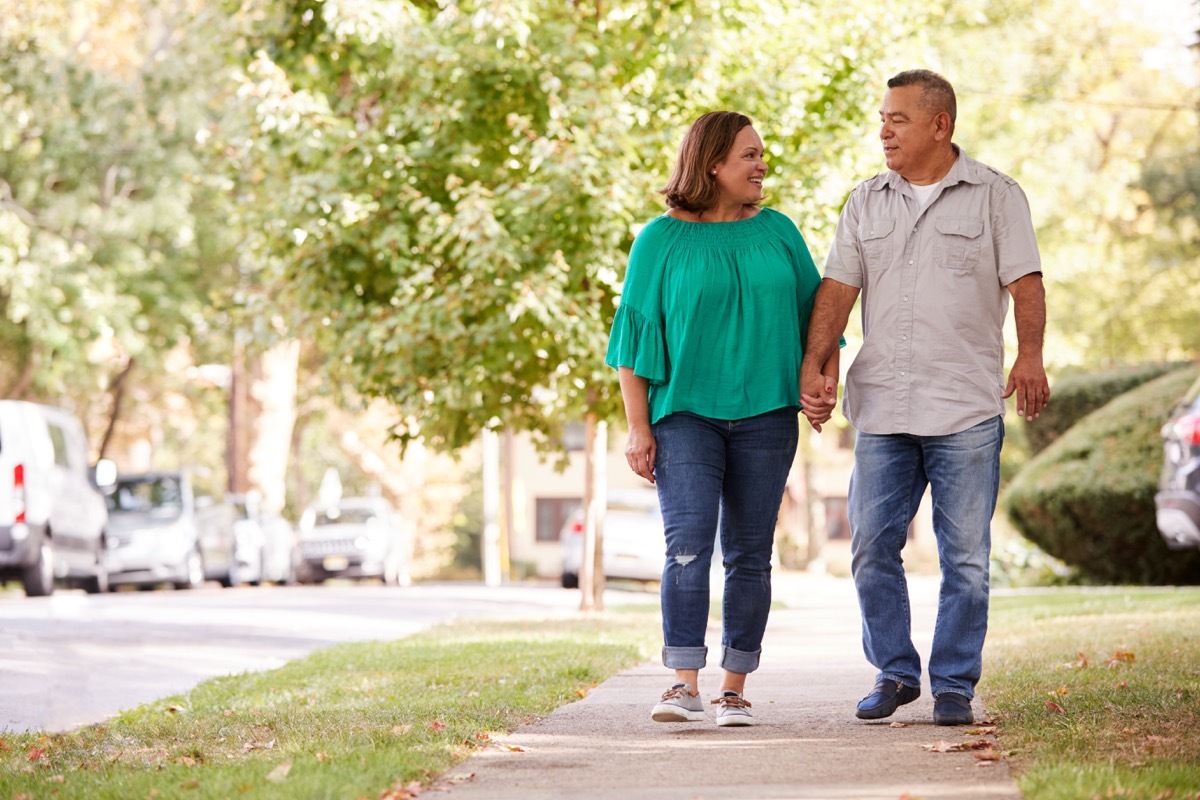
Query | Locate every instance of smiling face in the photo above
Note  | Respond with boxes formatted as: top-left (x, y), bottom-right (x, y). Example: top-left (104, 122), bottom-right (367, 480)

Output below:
top-left (879, 84), bottom-right (952, 183)
top-left (711, 125), bottom-right (766, 206)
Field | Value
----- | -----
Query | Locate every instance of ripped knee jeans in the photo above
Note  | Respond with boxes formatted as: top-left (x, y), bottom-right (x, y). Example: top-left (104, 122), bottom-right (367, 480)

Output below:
top-left (652, 409), bottom-right (798, 674)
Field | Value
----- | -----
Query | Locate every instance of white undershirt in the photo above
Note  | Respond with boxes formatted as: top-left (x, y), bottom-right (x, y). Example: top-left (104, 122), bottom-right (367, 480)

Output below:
top-left (909, 180), bottom-right (941, 210)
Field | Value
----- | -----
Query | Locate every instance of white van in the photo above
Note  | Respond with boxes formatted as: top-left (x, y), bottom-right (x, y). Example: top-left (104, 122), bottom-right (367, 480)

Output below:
top-left (0, 401), bottom-right (114, 596)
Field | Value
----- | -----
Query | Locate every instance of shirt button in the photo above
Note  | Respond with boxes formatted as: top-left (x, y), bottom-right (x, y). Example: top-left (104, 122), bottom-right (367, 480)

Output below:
top-left (900, 372), bottom-right (906, 376)
top-left (904, 296), bottom-right (909, 301)
top-left (908, 260), bottom-right (914, 265)
top-left (902, 335), bottom-right (907, 340)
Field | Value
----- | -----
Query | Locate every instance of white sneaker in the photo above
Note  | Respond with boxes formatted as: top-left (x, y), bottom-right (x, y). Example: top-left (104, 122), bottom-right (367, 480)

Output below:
top-left (651, 683), bottom-right (705, 722)
top-left (712, 691), bottom-right (755, 727)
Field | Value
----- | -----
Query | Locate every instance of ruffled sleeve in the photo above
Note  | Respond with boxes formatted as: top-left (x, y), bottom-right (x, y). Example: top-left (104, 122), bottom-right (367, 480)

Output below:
top-left (605, 302), bottom-right (668, 385)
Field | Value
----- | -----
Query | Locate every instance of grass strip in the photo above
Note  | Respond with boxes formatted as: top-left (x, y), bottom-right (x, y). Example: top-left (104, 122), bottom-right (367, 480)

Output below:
top-left (0, 613), bottom-right (659, 799)
top-left (983, 587), bottom-right (1200, 800)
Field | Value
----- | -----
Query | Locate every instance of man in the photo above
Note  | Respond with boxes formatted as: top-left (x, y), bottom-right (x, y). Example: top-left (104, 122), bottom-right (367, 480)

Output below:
top-left (799, 69), bottom-right (1048, 726)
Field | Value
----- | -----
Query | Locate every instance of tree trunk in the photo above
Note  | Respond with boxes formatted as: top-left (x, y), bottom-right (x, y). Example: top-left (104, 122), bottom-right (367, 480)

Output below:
top-left (481, 428), bottom-right (502, 587)
top-left (579, 411), bottom-right (608, 612)
top-left (98, 357), bottom-right (135, 459)
top-left (229, 340), bottom-right (300, 513)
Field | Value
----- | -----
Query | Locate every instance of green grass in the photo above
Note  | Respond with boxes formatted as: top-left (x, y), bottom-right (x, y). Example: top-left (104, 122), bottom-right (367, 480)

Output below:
top-left (983, 588), bottom-right (1200, 800)
top-left (0, 614), bottom-right (659, 799)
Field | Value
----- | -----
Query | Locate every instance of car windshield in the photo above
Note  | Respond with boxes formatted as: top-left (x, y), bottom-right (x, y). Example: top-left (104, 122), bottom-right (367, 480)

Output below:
top-left (107, 476), bottom-right (183, 517)
top-left (314, 508), bottom-right (377, 526)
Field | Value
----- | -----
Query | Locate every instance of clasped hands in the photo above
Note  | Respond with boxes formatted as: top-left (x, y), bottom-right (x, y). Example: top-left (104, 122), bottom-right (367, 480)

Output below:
top-left (800, 369), bottom-right (839, 432)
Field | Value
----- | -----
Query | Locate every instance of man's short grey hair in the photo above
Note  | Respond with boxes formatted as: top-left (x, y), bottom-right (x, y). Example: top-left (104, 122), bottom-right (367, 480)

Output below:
top-left (888, 69), bottom-right (957, 132)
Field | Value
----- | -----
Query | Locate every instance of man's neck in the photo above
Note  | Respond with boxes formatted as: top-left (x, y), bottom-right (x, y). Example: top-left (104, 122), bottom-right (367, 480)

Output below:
top-left (903, 145), bottom-right (958, 186)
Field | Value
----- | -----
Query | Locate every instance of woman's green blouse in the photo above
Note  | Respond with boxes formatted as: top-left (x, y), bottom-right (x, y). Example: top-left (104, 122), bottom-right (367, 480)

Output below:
top-left (606, 207), bottom-right (825, 424)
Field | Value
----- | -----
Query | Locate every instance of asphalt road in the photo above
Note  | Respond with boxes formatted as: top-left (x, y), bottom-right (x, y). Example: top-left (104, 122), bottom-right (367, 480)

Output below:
top-left (0, 581), bottom-right (622, 734)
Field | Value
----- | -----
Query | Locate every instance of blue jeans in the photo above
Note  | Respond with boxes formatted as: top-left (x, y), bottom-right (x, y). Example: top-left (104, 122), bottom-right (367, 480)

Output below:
top-left (653, 409), bottom-right (798, 674)
top-left (849, 416), bottom-right (1004, 699)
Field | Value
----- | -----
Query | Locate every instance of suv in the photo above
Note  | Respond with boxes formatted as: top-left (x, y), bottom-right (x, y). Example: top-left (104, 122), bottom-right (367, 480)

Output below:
top-left (297, 496), bottom-right (409, 585)
top-left (0, 400), bottom-right (113, 596)
top-left (1155, 373), bottom-right (1200, 550)
top-left (105, 471), bottom-right (240, 590)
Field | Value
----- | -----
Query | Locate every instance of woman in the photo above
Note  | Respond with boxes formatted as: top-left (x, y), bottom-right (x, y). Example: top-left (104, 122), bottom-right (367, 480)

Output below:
top-left (606, 111), bottom-right (838, 727)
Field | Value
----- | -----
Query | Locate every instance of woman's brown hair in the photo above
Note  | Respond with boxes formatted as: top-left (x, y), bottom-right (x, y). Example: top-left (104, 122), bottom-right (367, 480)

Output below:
top-left (660, 111), bottom-right (754, 213)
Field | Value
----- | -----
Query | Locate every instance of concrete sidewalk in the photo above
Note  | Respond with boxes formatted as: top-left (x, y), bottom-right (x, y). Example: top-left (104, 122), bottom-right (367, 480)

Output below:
top-left (437, 572), bottom-right (1021, 800)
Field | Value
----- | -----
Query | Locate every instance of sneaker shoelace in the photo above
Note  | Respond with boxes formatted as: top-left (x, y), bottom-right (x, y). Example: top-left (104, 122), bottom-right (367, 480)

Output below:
top-left (711, 694), bottom-right (752, 709)
top-left (660, 686), bottom-right (698, 701)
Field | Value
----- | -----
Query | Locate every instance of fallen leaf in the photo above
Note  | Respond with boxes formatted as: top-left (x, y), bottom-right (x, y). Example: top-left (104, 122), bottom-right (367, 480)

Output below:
top-left (166, 705), bottom-right (186, 715)
top-left (499, 743), bottom-right (526, 752)
top-left (1116, 681), bottom-right (1129, 689)
top-left (315, 752), bottom-right (328, 763)
top-left (0, 738), bottom-right (9, 751)
top-left (922, 739), bottom-right (994, 753)
top-left (28, 747), bottom-right (45, 762)
top-left (265, 761), bottom-right (292, 783)
top-left (1074, 652), bottom-right (1089, 669)
top-left (574, 688), bottom-right (587, 699)
top-left (1045, 701), bottom-right (1066, 715)
top-left (443, 773), bottom-right (474, 785)
top-left (391, 725), bottom-right (412, 735)
top-left (48, 774), bottom-right (66, 783)
top-left (430, 720), bottom-right (447, 732)
top-left (974, 750), bottom-right (1002, 761)
top-left (889, 721), bottom-right (910, 728)
top-left (1050, 686), bottom-right (1069, 697)
top-left (378, 779), bottom-right (424, 799)
top-left (241, 740), bottom-right (276, 753)
top-left (1106, 651), bottom-right (1136, 667)
top-left (474, 733), bottom-right (491, 741)
top-left (176, 756), bottom-right (197, 767)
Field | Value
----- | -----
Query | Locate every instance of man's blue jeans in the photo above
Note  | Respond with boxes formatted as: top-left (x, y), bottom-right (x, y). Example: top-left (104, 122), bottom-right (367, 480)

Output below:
top-left (849, 416), bottom-right (1004, 699)
top-left (652, 409), bottom-right (798, 674)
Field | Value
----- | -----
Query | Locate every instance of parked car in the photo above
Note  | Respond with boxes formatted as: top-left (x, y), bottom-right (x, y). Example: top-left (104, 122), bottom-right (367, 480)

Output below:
top-left (105, 472), bottom-right (240, 589)
top-left (229, 493), bottom-right (299, 585)
top-left (297, 496), bottom-right (408, 585)
top-left (1155, 373), bottom-right (1200, 550)
top-left (560, 489), bottom-right (665, 588)
top-left (0, 401), bottom-right (114, 596)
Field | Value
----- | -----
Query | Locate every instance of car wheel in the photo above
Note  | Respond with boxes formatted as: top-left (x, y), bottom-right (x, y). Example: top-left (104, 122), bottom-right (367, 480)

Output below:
top-left (81, 540), bottom-right (110, 595)
top-left (22, 532), bottom-right (55, 597)
top-left (561, 572), bottom-right (579, 589)
top-left (174, 549), bottom-right (205, 590)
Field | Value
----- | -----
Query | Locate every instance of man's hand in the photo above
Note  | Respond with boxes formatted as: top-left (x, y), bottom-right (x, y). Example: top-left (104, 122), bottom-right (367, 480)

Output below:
top-left (800, 366), bottom-right (838, 432)
top-left (1002, 355), bottom-right (1050, 421)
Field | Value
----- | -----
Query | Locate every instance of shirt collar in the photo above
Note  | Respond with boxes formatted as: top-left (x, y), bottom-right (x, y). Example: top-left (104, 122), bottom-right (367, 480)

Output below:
top-left (876, 145), bottom-right (980, 192)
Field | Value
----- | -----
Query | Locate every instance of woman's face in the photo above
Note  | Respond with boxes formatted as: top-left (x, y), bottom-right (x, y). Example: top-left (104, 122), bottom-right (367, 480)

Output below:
top-left (711, 125), bottom-right (766, 206)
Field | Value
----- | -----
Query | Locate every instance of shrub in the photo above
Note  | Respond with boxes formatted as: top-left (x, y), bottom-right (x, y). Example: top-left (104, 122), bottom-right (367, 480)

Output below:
top-left (1002, 364), bottom-right (1200, 585)
top-left (1025, 361), bottom-right (1190, 454)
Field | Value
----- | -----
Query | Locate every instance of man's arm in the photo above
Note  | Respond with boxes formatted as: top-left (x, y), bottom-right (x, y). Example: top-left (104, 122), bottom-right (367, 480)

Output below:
top-left (1002, 272), bottom-right (1049, 421)
top-left (801, 278), bottom-right (859, 428)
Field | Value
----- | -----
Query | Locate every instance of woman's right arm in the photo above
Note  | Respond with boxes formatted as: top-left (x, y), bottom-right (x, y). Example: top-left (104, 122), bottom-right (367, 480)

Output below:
top-left (618, 367), bottom-right (656, 484)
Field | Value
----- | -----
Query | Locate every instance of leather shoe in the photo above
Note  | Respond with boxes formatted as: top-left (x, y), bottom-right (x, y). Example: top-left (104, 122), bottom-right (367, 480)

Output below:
top-left (933, 692), bottom-right (975, 726)
top-left (855, 679), bottom-right (921, 720)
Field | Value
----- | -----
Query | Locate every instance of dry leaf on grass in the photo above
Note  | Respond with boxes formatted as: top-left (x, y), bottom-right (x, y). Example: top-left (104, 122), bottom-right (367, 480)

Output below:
top-left (265, 761), bottom-right (292, 782)
top-left (430, 720), bottom-right (447, 732)
top-left (1045, 701), bottom-right (1066, 715)
top-left (166, 705), bottom-right (186, 714)
top-left (1106, 651), bottom-right (1136, 667)
top-left (241, 739), bottom-right (276, 753)
top-left (378, 779), bottom-right (423, 799)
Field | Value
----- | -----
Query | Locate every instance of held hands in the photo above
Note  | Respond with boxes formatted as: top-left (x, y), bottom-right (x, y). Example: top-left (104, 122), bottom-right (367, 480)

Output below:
top-left (624, 423), bottom-right (656, 484)
top-left (1001, 355), bottom-right (1050, 422)
top-left (800, 373), bottom-right (839, 432)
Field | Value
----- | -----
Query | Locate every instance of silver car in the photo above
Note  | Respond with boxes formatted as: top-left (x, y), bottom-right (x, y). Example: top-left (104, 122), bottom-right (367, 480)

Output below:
top-left (560, 489), bottom-right (665, 588)
top-left (297, 497), bottom-right (408, 586)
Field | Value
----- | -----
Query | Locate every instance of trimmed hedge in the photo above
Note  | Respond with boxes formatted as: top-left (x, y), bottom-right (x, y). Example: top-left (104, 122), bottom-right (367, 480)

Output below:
top-left (1026, 362), bottom-right (1190, 454)
top-left (1002, 364), bottom-right (1200, 585)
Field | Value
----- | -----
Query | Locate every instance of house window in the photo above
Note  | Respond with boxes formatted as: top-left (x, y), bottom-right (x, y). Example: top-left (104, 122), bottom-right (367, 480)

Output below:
top-left (536, 497), bottom-right (581, 542)
top-left (824, 496), bottom-right (850, 540)
top-left (560, 422), bottom-right (586, 452)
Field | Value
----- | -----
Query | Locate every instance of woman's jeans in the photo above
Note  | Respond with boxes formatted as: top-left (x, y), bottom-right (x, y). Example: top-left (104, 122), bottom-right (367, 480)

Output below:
top-left (652, 409), bottom-right (798, 674)
top-left (849, 415), bottom-right (1004, 699)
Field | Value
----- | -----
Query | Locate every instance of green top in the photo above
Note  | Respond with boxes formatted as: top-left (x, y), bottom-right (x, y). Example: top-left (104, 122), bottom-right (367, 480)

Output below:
top-left (606, 207), bottom-right (825, 424)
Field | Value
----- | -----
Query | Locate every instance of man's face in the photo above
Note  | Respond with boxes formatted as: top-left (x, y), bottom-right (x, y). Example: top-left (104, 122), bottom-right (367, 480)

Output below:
top-left (878, 85), bottom-right (942, 179)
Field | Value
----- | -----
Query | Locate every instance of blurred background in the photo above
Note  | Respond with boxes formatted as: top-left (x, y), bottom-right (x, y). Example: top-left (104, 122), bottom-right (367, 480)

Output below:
top-left (1, 0), bottom-right (1197, 590)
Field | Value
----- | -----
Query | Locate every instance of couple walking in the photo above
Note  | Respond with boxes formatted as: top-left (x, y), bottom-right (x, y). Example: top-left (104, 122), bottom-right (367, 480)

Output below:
top-left (606, 69), bottom-right (1050, 728)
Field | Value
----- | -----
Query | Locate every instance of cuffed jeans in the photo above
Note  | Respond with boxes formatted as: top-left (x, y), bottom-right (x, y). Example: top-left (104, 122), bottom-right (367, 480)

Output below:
top-left (849, 415), bottom-right (1004, 698)
top-left (652, 409), bottom-right (798, 674)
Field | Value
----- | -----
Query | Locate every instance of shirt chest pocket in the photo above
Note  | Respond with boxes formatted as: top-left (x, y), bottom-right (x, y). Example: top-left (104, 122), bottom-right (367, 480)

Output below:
top-left (933, 216), bottom-right (984, 273)
top-left (857, 218), bottom-right (895, 270)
